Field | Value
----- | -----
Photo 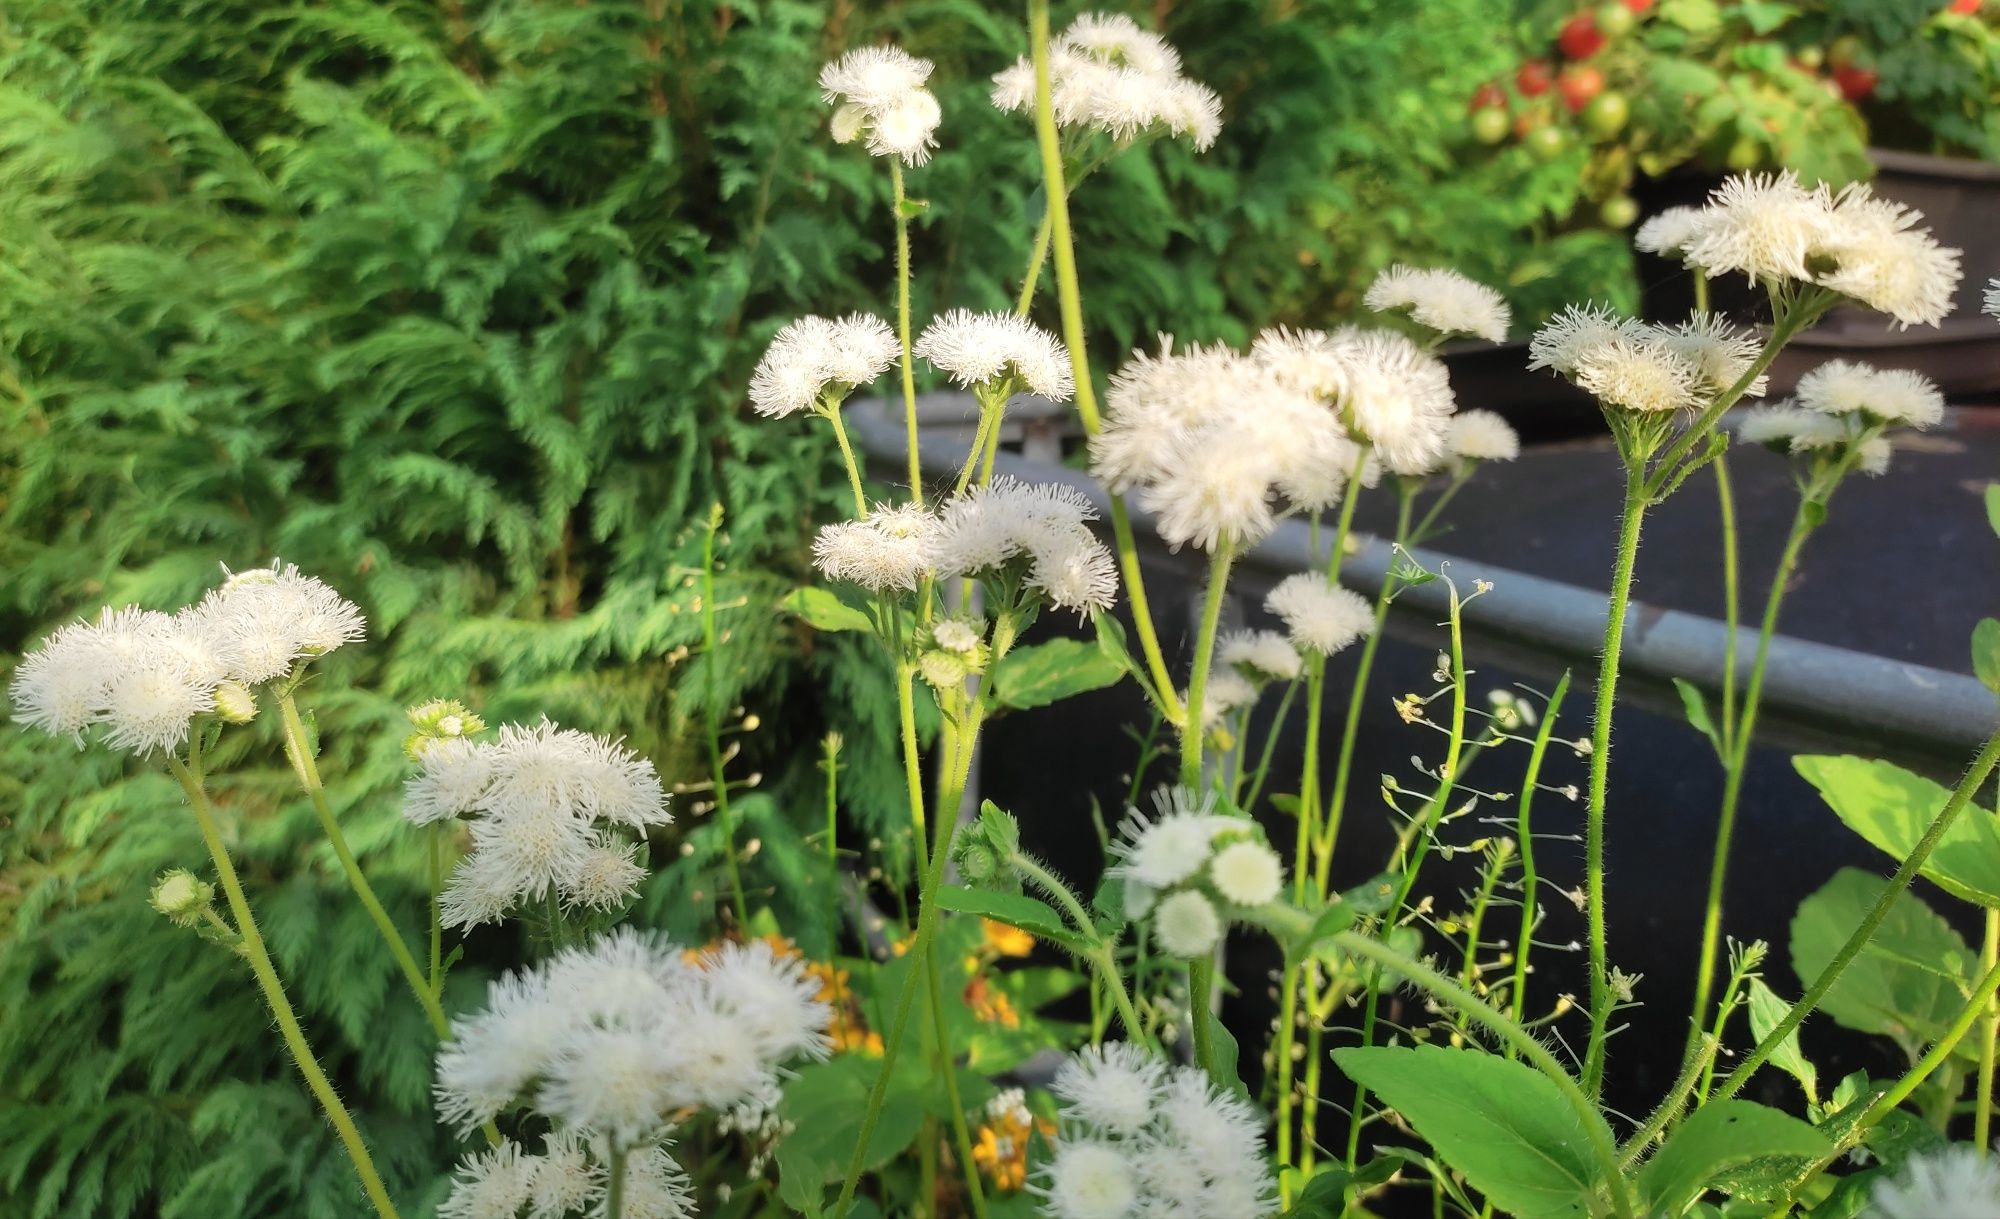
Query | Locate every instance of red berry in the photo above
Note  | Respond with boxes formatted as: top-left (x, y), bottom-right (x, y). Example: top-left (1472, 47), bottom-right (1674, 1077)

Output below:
top-left (1516, 59), bottom-right (1555, 97)
top-left (1832, 65), bottom-right (1879, 101)
top-left (1623, 0), bottom-right (1655, 10)
top-left (1469, 82), bottom-right (1508, 113)
top-left (1558, 65), bottom-right (1606, 112)
top-left (1949, 0), bottom-right (1980, 14)
top-left (1559, 13), bottom-right (1607, 59)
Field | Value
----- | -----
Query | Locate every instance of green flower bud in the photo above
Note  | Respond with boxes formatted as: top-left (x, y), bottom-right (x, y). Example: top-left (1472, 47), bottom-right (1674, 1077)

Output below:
top-left (404, 698), bottom-right (486, 760)
top-left (151, 869), bottom-right (215, 928)
top-left (213, 680), bottom-right (258, 725)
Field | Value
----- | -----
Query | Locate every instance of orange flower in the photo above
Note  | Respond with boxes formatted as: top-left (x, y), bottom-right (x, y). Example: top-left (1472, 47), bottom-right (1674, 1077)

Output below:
top-left (981, 918), bottom-right (1035, 958)
top-left (963, 975), bottom-right (1020, 1028)
top-left (971, 1090), bottom-right (1050, 1192)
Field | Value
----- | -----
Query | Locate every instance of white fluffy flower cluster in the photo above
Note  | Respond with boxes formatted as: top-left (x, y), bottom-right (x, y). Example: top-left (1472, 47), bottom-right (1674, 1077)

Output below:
top-left (1986, 278), bottom-right (1999, 321)
top-left (1529, 305), bottom-right (1768, 414)
top-left (916, 309), bottom-right (1074, 401)
top-left (403, 721), bottom-right (671, 928)
top-left (749, 314), bottom-right (899, 418)
top-left (1202, 629), bottom-right (1300, 731)
top-left (1446, 409), bottom-right (1521, 463)
top-left (1110, 788), bottom-right (1286, 958)
top-left (1034, 1043), bottom-right (1277, 1219)
top-left (1363, 265), bottom-right (1511, 343)
top-left (1659, 171), bottom-right (1963, 328)
top-left (436, 930), bottom-right (830, 1150)
top-left (9, 560), bottom-right (364, 756)
top-left (1735, 359), bottom-right (1944, 477)
top-left (991, 13), bottom-right (1222, 152)
top-left (1264, 573), bottom-right (1373, 658)
top-left (814, 480), bottom-right (1119, 614)
top-left (437, 1131), bottom-right (678, 1219)
top-left (820, 46), bottom-right (942, 166)
top-left (1091, 327), bottom-right (1456, 552)
top-left (1872, 1146), bottom-right (2000, 1219)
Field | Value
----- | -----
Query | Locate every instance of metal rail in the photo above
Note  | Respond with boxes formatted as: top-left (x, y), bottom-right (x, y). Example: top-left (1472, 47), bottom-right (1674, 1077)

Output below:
top-left (847, 401), bottom-right (1999, 769)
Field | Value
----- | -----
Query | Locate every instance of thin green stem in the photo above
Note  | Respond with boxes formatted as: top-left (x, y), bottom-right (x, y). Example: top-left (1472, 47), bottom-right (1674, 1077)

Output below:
top-left (1014, 207), bottom-right (1053, 317)
top-left (953, 388), bottom-right (1004, 497)
top-left (167, 753), bottom-right (401, 1219)
top-left (427, 825), bottom-right (442, 996)
top-left (1619, 1035), bottom-right (1719, 1168)
top-left (1011, 852), bottom-right (1151, 1048)
top-left (700, 509), bottom-right (751, 929)
top-left (1713, 455), bottom-right (1740, 760)
top-left (1026, 0), bottom-right (1181, 725)
top-left (891, 160), bottom-right (921, 502)
top-left (1331, 932), bottom-right (1635, 1219)
top-left (1241, 678), bottom-right (1299, 815)
top-left (1978, 909), bottom-right (1998, 1150)
top-left (1715, 729), bottom-right (2000, 1102)
top-left (606, 1146), bottom-right (627, 1219)
top-left (1582, 460), bottom-right (1650, 1097)
top-left (277, 692), bottom-right (449, 1038)
top-left (1511, 672), bottom-right (1572, 1034)
top-left (1179, 543), bottom-right (1236, 787)
top-left (1687, 492), bottom-right (1814, 1047)
top-left (824, 404), bottom-right (869, 517)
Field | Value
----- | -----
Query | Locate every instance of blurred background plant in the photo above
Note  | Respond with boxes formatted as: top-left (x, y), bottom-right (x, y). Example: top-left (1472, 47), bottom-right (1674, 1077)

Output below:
top-left (0, 0), bottom-right (1990, 1215)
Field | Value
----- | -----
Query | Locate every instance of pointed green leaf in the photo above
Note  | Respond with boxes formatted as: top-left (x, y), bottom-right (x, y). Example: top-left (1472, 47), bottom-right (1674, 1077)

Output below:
top-left (1790, 868), bottom-right (1977, 1057)
top-left (934, 884), bottom-right (1084, 951)
top-left (1746, 978), bottom-right (1817, 1105)
top-left (1795, 755), bottom-right (2000, 906)
top-left (1638, 1100), bottom-right (1828, 1215)
top-left (1985, 483), bottom-right (1999, 536)
top-left (1332, 1045), bottom-right (1604, 1218)
top-left (1673, 677), bottom-right (1722, 756)
top-left (1973, 618), bottom-right (2000, 696)
top-left (992, 637), bottom-right (1127, 710)
top-left (781, 586), bottom-right (873, 634)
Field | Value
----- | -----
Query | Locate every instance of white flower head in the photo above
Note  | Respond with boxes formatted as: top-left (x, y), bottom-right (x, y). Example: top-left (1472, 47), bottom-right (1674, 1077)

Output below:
top-left (1038, 1138), bottom-right (1139, 1219)
top-left (1794, 359), bottom-right (1944, 428)
top-left (690, 939), bottom-right (834, 1064)
top-left (1661, 312), bottom-right (1768, 399)
top-left (1330, 329), bottom-right (1456, 475)
top-left (928, 477), bottom-right (1116, 614)
top-left (1527, 303), bottom-right (1633, 378)
top-left (562, 835), bottom-right (647, 913)
top-left (1681, 171), bottom-right (1833, 286)
top-left (527, 1130), bottom-right (602, 1219)
top-left (9, 607), bottom-right (223, 755)
top-left (1152, 889), bottom-right (1222, 957)
top-left (1446, 409), bottom-right (1520, 462)
top-left (1363, 265), bottom-right (1510, 343)
top-left (1209, 839), bottom-right (1283, 906)
top-left (1053, 1042), bottom-right (1167, 1138)
top-left (750, 314), bottom-right (898, 418)
top-left (916, 309), bottom-right (1074, 401)
top-left (820, 47), bottom-right (941, 165)
top-left (404, 735), bottom-right (496, 826)
top-left (1571, 328), bottom-right (1704, 415)
top-left (1736, 405), bottom-right (1849, 452)
top-left (1872, 1146), bottom-right (2000, 1219)
top-left (1218, 629), bottom-right (1301, 683)
top-left (439, 1140), bottom-right (535, 1219)
top-left (1264, 573), bottom-right (1373, 657)
top-left (1816, 183), bottom-right (1962, 329)
top-left (197, 560), bottom-right (366, 683)
top-left (1633, 206), bottom-right (1706, 258)
top-left (1986, 278), bottom-right (2000, 321)
top-left (813, 502), bottom-right (938, 593)
top-left (1139, 427), bottom-right (1282, 551)
top-left (992, 14), bottom-right (1221, 152)
top-left (615, 1144), bottom-right (698, 1219)
top-left (1201, 669), bottom-right (1259, 728)
top-left (1110, 787), bottom-right (1235, 888)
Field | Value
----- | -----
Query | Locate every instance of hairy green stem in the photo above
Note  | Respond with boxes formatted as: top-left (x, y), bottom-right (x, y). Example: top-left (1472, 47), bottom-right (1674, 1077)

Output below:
top-left (1687, 491), bottom-right (1814, 1045)
top-left (168, 752), bottom-right (401, 1219)
top-left (1582, 460), bottom-right (1650, 1097)
top-left (1180, 543), bottom-right (1236, 787)
top-left (1012, 852), bottom-right (1151, 1047)
top-left (1979, 909), bottom-right (1999, 1150)
top-left (1715, 729), bottom-right (2000, 1102)
top-left (700, 510), bottom-right (751, 929)
top-left (824, 403), bottom-right (869, 517)
top-left (1510, 672), bottom-right (1572, 1033)
top-left (891, 160), bottom-right (922, 502)
top-left (1014, 207), bottom-right (1053, 316)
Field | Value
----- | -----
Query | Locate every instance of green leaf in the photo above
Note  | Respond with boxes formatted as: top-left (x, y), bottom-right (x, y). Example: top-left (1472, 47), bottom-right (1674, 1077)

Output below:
top-left (1795, 755), bottom-right (2000, 906)
top-left (1973, 618), bottom-right (2000, 696)
top-left (934, 884), bottom-right (1084, 951)
top-left (1746, 978), bottom-right (1817, 1105)
top-left (1790, 868), bottom-right (1976, 1056)
top-left (1673, 678), bottom-right (1722, 756)
top-left (1985, 483), bottom-right (1999, 536)
top-left (776, 1056), bottom-right (925, 1210)
top-left (991, 637), bottom-right (1127, 710)
top-left (1278, 1158), bottom-right (1398, 1218)
top-left (1331, 1045), bottom-right (1605, 1218)
top-left (1206, 1009), bottom-right (1245, 1097)
top-left (1637, 1100), bottom-right (1828, 1215)
top-left (781, 586), bottom-right (873, 634)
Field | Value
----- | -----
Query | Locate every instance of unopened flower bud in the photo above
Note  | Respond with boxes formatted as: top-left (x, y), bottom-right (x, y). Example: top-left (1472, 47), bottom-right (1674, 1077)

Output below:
top-left (151, 868), bottom-right (214, 927)
top-left (830, 103), bottom-right (868, 144)
top-left (213, 680), bottom-right (258, 725)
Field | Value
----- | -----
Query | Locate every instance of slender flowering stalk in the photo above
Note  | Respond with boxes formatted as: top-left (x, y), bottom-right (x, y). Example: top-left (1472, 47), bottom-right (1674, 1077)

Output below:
top-left (892, 161), bottom-right (922, 500)
top-left (168, 746), bottom-right (401, 1219)
top-left (700, 504), bottom-right (752, 927)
